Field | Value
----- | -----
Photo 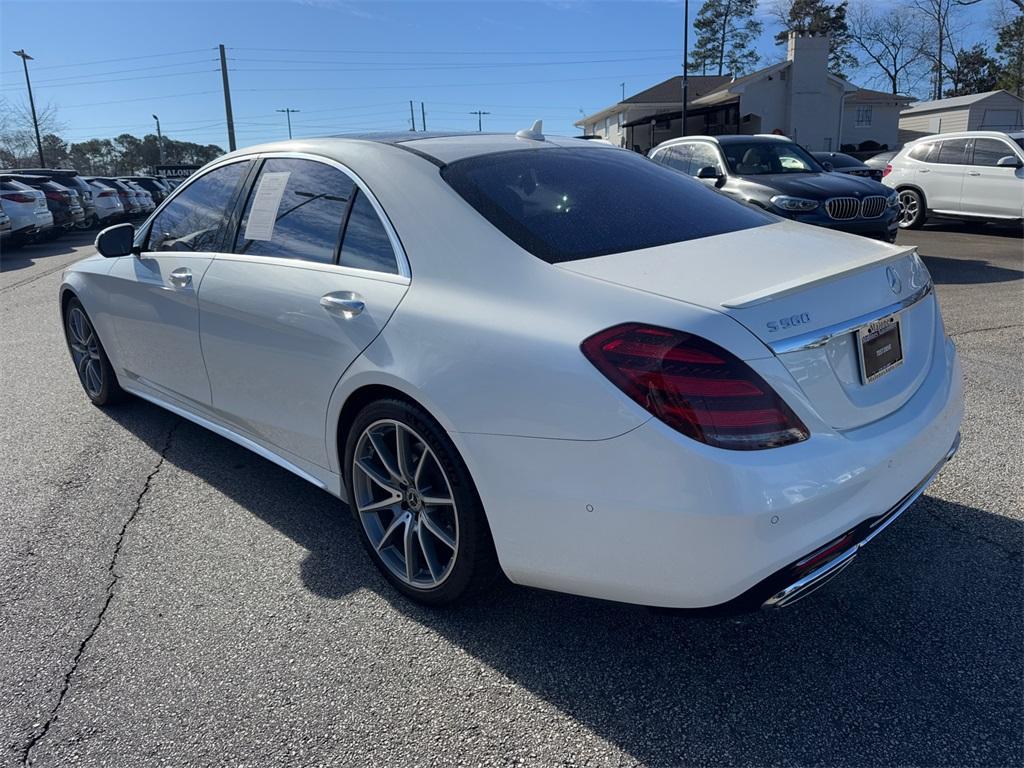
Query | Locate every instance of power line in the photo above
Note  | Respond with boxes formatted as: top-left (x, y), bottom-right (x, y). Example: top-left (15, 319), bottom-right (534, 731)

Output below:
top-left (0, 59), bottom-right (217, 87)
top-left (0, 47), bottom-right (215, 74)
top-left (227, 55), bottom-right (676, 72)
top-left (59, 90), bottom-right (220, 109)
top-left (229, 46), bottom-right (681, 55)
top-left (0, 69), bottom-right (216, 92)
top-left (235, 71), bottom-right (671, 93)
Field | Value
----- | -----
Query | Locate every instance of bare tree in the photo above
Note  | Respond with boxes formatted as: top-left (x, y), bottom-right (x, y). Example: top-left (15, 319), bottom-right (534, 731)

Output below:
top-left (912, 0), bottom-right (969, 99)
top-left (849, 1), bottom-right (931, 94)
top-left (0, 97), bottom-right (66, 167)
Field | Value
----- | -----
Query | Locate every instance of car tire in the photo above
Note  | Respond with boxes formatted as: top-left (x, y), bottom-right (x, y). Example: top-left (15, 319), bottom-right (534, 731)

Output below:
top-left (62, 297), bottom-right (127, 407)
top-left (343, 398), bottom-right (500, 606)
top-left (897, 188), bottom-right (926, 229)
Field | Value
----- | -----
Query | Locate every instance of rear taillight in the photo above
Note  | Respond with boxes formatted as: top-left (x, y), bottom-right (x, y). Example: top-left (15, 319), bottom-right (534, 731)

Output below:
top-left (581, 323), bottom-right (809, 450)
top-left (97, 189), bottom-right (116, 197)
top-left (44, 190), bottom-right (62, 201)
top-left (2, 193), bottom-right (36, 203)
top-left (882, 164), bottom-right (892, 177)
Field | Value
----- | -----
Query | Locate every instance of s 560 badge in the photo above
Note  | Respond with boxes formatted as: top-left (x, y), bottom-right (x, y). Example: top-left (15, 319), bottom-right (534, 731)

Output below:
top-left (767, 313), bottom-right (811, 333)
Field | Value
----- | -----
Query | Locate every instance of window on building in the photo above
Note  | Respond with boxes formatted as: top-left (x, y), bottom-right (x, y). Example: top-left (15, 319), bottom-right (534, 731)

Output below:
top-left (618, 112), bottom-right (624, 127)
top-left (855, 106), bottom-right (872, 128)
top-left (604, 116), bottom-right (611, 134)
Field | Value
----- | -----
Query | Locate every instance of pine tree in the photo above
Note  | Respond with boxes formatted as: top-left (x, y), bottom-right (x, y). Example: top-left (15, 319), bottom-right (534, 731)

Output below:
top-left (691, 0), bottom-right (763, 78)
top-left (774, 0), bottom-right (857, 77)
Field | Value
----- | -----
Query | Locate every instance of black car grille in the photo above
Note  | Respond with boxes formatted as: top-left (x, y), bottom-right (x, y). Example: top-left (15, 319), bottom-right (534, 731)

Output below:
top-left (825, 196), bottom-right (888, 220)
top-left (861, 195), bottom-right (887, 218)
top-left (825, 197), bottom-right (859, 220)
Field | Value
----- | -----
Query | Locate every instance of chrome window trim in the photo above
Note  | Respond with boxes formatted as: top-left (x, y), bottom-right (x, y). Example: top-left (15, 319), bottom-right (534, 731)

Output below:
top-left (244, 150), bottom-right (411, 279)
top-left (768, 280), bottom-right (933, 355)
top-left (138, 150), bottom-right (412, 280)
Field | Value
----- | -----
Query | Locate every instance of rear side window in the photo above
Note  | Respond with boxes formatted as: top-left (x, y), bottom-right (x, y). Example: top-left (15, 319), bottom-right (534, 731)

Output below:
top-left (654, 145), bottom-right (692, 174)
top-left (936, 139), bottom-right (970, 164)
top-left (908, 142), bottom-right (936, 162)
top-left (148, 160), bottom-right (250, 252)
top-left (971, 138), bottom-right (1016, 167)
top-left (441, 148), bottom-right (772, 263)
top-left (338, 191), bottom-right (399, 274)
top-left (235, 158), bottom-right (355, 264)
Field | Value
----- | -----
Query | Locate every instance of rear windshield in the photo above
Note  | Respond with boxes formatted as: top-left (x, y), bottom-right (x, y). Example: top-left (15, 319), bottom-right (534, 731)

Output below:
top-left (820, 153), bottom-right (862, 169)
top-left (440, 148), bottom-right (771, 263)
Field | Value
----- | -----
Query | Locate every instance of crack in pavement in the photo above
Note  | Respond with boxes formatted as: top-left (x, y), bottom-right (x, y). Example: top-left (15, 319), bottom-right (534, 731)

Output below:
top-left (950, 323), bottom-right (1022, 338)
top-left (20, 419), bottom-right (180, 767)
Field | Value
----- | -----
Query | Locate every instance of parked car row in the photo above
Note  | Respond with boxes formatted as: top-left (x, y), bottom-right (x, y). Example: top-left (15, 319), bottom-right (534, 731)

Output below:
top-left (647, 129), bottom-right (1022, 240)
top-left (0, 168), bottom-right (174, 248)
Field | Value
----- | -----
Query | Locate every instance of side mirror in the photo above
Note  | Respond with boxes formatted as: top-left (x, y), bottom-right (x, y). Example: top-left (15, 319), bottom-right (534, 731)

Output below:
top-left (996, 155), bottom-right (1023, 168)
top-left (696, 165), bottom-right (721, 180)
top-left (821, 161), bottom-right (835, 172)
top-left (95, 223), bottom-right (136, 258)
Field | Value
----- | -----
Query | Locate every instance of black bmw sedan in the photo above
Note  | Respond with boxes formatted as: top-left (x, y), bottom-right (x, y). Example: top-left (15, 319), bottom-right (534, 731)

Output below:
top-left (650, 134), bottom-right (899, 242)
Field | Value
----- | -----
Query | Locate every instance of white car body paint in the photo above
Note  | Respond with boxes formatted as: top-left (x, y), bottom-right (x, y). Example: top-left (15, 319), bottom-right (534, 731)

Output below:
top-left (61, 134), bottom-right (963, 609)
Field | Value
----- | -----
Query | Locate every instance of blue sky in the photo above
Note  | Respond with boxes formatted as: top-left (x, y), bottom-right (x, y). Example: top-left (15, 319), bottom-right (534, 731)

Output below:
top-left (0, 0), bottom-right (995, 151)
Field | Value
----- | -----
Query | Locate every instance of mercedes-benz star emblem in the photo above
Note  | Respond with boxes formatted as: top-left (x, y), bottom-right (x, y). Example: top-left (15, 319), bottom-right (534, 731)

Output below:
top-left (886, 265), bottom-right (902, 295)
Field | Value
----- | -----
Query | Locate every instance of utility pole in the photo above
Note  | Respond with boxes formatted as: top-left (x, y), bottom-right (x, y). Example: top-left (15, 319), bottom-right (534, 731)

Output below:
top-left (152, 114), bottom-right (164, 164)
top-left (409, 100), bottom-right (416, 131)
top-left (469, 110), bottom-right (490, 132)
top-left (681, 0), bottom-right (690, 138)
top-left (421, 102), bottom-right (427, 132)
top-left (219, 44), bottom-right (236, 151)
top-left (276, 108), bottom-right (299, 139)
top-left (12, 50), bottom-right (45, 167)
top-left (620, 82), bottom-right (625, 101)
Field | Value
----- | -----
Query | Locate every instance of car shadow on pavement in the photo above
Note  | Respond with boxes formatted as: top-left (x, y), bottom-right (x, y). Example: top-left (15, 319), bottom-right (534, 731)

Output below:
top-left (922, 254), bottom-right (1023, 285)
top-left (921, 220), bottom-right (1023, 239)
top-left (103, 401), bottom-right (1024, 767)
top-left (1, 231), bottom-right (97, 273)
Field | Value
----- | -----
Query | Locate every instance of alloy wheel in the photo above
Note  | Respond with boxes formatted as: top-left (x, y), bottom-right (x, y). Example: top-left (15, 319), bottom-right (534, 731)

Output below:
top-left (67, 306), bottom-right (103, 397)
top-left (898, 191), bottom-right (919, 227)
top-left (352, 419), bottom-right (459, 589)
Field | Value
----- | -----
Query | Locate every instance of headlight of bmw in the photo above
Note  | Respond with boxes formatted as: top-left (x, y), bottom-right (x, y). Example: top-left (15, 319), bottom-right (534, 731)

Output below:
top-left (769, 195), bottom-right (819, 212)
top-left (887, 191), bottom-right (899, 208)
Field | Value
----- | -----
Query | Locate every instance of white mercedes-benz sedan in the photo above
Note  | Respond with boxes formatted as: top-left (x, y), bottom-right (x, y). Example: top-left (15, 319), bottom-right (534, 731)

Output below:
top-left (60, 128), bottom-right (963, 611)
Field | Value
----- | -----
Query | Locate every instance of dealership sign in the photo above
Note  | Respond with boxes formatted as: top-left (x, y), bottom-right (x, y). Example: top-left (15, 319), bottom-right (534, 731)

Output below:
top-left (155, 165), bottom-right (200, 179)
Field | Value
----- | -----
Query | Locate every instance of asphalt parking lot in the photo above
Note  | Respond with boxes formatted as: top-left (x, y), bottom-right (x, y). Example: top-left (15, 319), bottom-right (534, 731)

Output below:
top-left (2, 221), bottom-right (1021, 767)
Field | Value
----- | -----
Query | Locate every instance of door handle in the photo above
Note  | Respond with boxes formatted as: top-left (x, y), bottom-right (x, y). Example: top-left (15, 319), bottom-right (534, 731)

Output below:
top-left (320, 291), bottom-right (365, 318)
top-left (967, 171), bottom-right (981, 176)
top-left (919, 169), bottom-right (930, 173)
top-left (169, 267), bottom-right (193, 288)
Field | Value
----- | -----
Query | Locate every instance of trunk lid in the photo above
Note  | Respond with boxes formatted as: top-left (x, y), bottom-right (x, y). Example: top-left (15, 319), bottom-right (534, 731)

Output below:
top-left (558, 221), bottom-right (936, 430)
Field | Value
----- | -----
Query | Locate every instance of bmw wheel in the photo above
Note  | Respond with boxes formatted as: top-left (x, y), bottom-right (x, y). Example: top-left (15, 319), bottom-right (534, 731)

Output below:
top-left (344, 398), bottom-right (499, 605)
top-left (63, 297), bottom-right (126, 406)
top-left (897, 188), bottom-right (925, 229)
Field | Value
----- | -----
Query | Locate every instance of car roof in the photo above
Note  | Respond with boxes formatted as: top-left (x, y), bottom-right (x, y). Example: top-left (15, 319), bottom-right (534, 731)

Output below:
top-left (220, 129), bottom-right (622, 167)
top-left (907, 130), bottom-right (1019, 143)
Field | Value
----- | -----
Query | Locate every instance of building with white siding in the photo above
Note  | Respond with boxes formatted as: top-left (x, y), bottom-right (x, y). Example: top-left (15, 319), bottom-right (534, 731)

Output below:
top-left (898, 90), bottom-right (1024, 145)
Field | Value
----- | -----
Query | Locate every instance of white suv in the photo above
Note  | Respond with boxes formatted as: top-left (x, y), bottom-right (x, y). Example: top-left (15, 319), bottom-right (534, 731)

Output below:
top-left (883, 130), bottom-right (1023, 228)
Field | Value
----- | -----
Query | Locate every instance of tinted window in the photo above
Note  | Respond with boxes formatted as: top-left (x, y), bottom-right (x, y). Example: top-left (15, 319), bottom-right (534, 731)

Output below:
top-left (819, 153), bottom-right (862, 169)
top-left (690, 143), bottom-right (722, 173)
top-left (972, 138), bottom-right (1016, 167)
top-left (654, 145), bottom-right (692, 174)
top-left (235, 158), bottom-right (354, 264)
top-left (908, 142), bottom-right (936, 162)
top-left (441, 148), bottom-right (772, 263)
top-left (338, 191), bottom-right (399, 274)
top-left (936, 139), bottom-right (970, 164)
top-left (148, 161), bottom-right (249, 252)
top-left (721, 141), bottom-right (822, 175)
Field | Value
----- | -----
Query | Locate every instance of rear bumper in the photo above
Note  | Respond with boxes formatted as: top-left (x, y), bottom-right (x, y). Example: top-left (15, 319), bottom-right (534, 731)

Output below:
top-left (760, 431), bottom-right (960, 609)
top-left (455, 335), bottom-right (963, 610)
